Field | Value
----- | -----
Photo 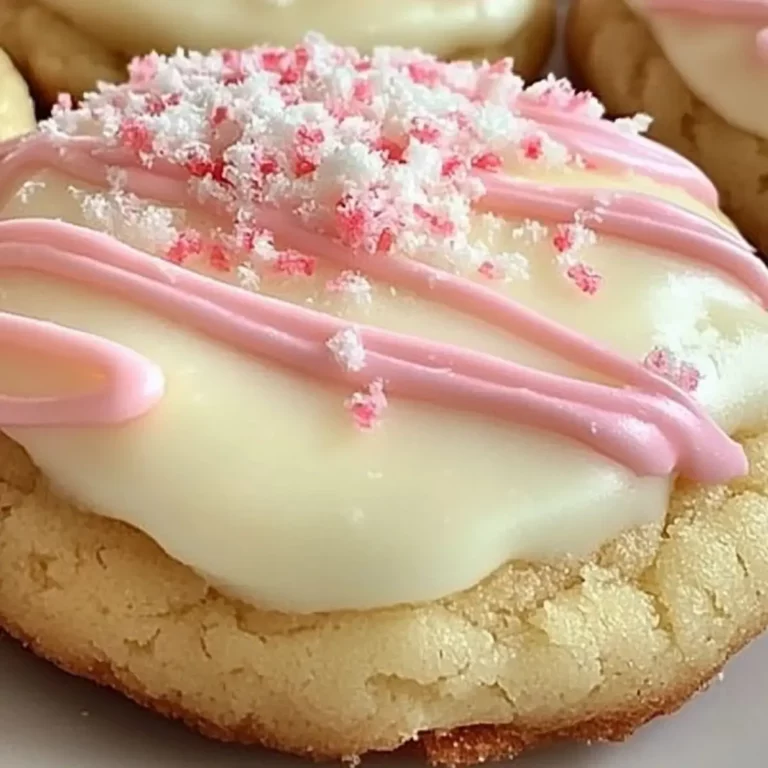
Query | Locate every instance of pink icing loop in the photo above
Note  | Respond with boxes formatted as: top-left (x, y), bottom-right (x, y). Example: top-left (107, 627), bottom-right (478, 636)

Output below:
top-left (0, 312), bottom-right (164, 426)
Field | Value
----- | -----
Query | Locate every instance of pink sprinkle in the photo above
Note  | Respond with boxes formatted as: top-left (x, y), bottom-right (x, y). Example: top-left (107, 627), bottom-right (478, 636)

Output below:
top-left (566, 262), bottom-right (602, 295)
top-left (644, 347), bottom-right (672, 378)
top-left (520, 135), bottom-right (544, 161)
top-left (413, 204), bottom-right (455, 236)
top-left (488, 58), bottom-right (514, 75)
top-left (166, 230), bottom-right (203, 265)
top-left (221, 50), bottom-right (246, 85)
top-left (145, 94), bottom-right (167, 116)
top-left (262, 49), bottom-right (285, 72)
top-left (478, 261), bottom-right (499, 279)
top-left (56, 93), bottom-right (73, 111)
top-left (352, 79), bottom-right (373, 105)
top-left (375, 137), bottom-right (405, 163)
top-left (294, 156), bottom-right (317, 177)
top-left (257, 155), bottom-right (279, 178)
top-left (376, 228), bottom-right (394, 253)
top-left (345, 380), bottom-right (388, 431)
top-left (677, 361), bottom-right (701, 394)
top-left (553, 224), bottom-right (576, 254)
top-left (274, 251), bottom-right (316, 277)
top-left (410, 118), bottom-right (441, 145)
top-left (118, 119), bottom-right (153, 154)
top-left (643, 346), bottom-right (701, 393)
top-left (407, 61), bottom-right (440, 87)
top-left (335, 197), bottom-right (368, 249)
top-left (441, 155), bottom-right (463, 178)
top-left (185, 153), bottom-right (229, 185)
top-left (209, 244), bottom-right (232, 272)
top-left (471, 151), bottom-right (502, 172)
top-left (211, 106), bottom-right (230, 126)
top-left (296, 125), bottom-right (325, 146)
top-left (127, 55), bottom-right (158, 86)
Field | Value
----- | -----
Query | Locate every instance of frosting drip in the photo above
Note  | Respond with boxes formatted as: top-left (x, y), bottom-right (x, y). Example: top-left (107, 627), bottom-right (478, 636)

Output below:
top-left (629, 0), bottom-right (768, 139)
top-left (1, 39), bottom-right (768, 612)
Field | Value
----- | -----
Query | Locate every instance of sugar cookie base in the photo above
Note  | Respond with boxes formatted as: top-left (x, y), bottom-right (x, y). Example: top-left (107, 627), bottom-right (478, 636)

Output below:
top-left (2, 428), bottom-right (768, 763)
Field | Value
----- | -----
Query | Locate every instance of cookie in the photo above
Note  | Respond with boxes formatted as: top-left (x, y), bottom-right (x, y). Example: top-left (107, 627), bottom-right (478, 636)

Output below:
top-left (567, 0), bottom-right (768, 255)
top-left (2, 37), bottom-right (768, 764)
top-left (0, 47), bottom-right (35, 140)
top-left (0, 0), bottom-right (556, 107)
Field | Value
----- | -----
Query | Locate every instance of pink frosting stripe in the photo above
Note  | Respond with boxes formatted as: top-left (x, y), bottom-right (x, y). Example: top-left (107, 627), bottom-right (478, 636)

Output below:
top-left (0, 219), bottom-right (745, 482)
top-left (0, 133), bottom-right (763, 482)
top-left (515, 104), bottom-right (719, 206)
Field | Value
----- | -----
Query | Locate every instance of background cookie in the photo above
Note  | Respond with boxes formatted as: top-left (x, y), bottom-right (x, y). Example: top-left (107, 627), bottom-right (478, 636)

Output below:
top-left (567, 0), bottom-right (768, 256)
top-left (0, 47), bottom-right (35, 139)
top-left (0, 0), bottom-right (556, 107)
top-left (2, 427), bottom-right (768, 762)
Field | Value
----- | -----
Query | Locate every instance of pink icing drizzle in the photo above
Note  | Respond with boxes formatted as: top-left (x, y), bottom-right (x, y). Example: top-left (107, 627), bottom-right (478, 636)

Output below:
top-left (0, 130), bottom-right (764, 483)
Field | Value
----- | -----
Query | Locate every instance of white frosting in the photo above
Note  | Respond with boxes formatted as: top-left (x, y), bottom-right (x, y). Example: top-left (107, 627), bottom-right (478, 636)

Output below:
top-left (39, 0), bottom-right (538, 57)
top-left (2, 169), bottom-right (768, 613)
top-left (628, 1), bottom-right (768, 139)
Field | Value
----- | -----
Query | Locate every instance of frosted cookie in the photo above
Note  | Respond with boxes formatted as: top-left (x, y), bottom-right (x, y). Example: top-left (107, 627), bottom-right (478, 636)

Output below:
top-left (0, 0), bottom-right (556, 107)
top-left (568, 0), bottom-right (768, 255)
top-left (0, 48), bottom-right (35, 140)
top-left (2, 37), bottom-right (768, 764)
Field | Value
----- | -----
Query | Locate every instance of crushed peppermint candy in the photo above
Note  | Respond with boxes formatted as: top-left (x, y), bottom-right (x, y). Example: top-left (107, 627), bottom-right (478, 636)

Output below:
top-left (327, 326), bottom-right (367, 372)
top-left (326, 270), bottom-right (373, 304)
top-left (36, 37), bottom-right (662, 429)
top-left (345, 379), bottom-right (388, 430)
top-left (643, 347), bottom-right (701, 393)
top-left (41, 35), bottom-right (637, 290)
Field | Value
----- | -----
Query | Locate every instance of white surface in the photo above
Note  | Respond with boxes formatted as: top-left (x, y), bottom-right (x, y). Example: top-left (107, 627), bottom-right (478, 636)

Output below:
top-left (3, 2), bottom-right (768, 767)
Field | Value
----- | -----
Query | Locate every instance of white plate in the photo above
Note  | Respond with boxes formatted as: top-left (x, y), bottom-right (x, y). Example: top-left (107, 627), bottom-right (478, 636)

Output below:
top-left (3, 2), bottom-right (768, 766)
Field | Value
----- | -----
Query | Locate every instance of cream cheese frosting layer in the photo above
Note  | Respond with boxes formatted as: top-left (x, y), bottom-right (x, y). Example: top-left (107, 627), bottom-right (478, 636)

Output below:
top-left (38, 0), bottom-right (537, 57)
top-left (627, 0), bottom-right (768, 139)
top-left (1, 40), bottom-right (768, 614)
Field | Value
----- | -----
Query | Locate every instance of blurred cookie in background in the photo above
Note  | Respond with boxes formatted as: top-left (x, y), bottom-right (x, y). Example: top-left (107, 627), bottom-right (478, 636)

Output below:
top-left (0, 47), bottom-right (35, 139)
top-left (568, 0), bottom-right (768, 255)
top-left (0, 0), bottom-right (557, 108)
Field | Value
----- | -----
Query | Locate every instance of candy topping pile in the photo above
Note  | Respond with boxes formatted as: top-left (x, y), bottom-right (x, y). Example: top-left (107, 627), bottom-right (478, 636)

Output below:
top-left (45, 36), bottom-right (612, 278)
top-left (38, 35), bottom-right (705, 430)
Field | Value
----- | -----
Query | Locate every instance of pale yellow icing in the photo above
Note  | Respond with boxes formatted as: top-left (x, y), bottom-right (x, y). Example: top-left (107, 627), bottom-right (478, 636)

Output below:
top-left (2, 168), bottom-right (768, 613)
top-left (38, 0), bottom-right (537, 57)
top-left (627, 1), bottom-right (768, 139)
top-left (0, 50), bottom-right (35, 142)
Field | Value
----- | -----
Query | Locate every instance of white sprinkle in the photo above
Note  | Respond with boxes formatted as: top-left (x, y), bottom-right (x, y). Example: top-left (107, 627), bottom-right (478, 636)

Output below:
top-left (326, 326), bottom-right (366, 372)
top-left (15, 180), bottom-right (46, 203)
top-left (236, 263), bottom-right (261, 292)
top-left (615, 113), bottom-right (653, 136)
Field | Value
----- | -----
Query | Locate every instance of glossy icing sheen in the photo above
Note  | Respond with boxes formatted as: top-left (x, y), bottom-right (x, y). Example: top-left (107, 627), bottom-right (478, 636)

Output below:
top-left (629, 0), bottom-right (768, 139)
top-left (39, 0), bottom-right (537, 56)
top-left (1, 42), bottom-right (768, 613)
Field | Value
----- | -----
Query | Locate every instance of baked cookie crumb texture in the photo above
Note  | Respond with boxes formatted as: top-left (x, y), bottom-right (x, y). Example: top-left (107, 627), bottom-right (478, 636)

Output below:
top-left (567, 0), bottom-right (768, 255)
top-left (0, 0), bottom-right (556, 106)
top-left (2, 33), bottom-right (768, 765)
